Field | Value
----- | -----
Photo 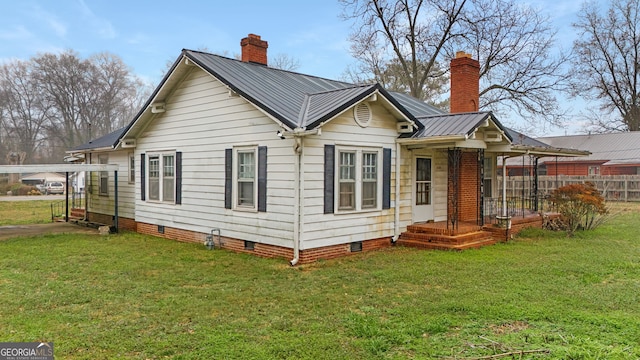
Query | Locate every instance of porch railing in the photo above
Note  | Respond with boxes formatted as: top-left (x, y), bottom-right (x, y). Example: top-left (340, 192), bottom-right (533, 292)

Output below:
top-left (49, 191), bottom-right (84, 222)
top-left (71, 191), bottom-right (84, 209)
top-left (483, 196), bottom-right (556, 225)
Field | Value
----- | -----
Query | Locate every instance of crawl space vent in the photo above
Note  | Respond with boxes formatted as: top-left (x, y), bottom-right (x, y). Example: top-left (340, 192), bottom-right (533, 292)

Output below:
top-left (354, 103), bottom-right (372, 127)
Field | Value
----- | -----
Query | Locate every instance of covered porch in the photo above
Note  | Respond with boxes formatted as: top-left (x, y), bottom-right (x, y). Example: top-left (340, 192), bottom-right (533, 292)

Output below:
top-left (395, 113), bottom-right (589, 250)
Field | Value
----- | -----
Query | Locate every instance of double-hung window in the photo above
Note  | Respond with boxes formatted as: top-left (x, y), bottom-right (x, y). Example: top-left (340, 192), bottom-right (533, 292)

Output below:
top-left (225, 146), bottom-right (266, 212)
top-left (148, 153), bottom-right (175, 203)
top-left (337, 147), bottom-right (381, 212)
top-left (236, 148), bottom-right (256, 209)
top-left (98, 154), bottom-right (109, 196)
top-left (128, 153), bottom-right (135, 184)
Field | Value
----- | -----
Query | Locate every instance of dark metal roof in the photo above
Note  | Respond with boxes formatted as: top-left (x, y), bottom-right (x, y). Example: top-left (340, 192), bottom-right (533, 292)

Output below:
top-left (71, 127), bottom-right (125, 151)
top-left (407, 112), bottom-right (512, 141)
top-left (184, 50), bottom-right (432, 130)
top-left (387, 91), bottom-right (444, 118)
top-left (504, 128), bottom-right (550, 147)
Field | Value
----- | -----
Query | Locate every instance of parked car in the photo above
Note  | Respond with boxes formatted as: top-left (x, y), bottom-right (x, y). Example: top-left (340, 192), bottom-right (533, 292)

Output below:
top-left (35, 183), bottom-right (46, 193)
top-left (45, 182), bottom-right (65, 195)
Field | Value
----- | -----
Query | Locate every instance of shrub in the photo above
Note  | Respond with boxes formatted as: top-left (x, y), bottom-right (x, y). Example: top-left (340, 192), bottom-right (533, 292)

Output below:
top-left (549, 182), bottom-right (607, 235)
top-left (8, 183), bottom-right (40, 196)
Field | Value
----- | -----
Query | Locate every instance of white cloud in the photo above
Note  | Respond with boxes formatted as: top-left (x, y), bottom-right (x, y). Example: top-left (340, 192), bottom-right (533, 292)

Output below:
top-left (78, 0), bottom-right (117, 39)
top-left (30, 4), bottom-right (68, 38)
top-left (0, 25), bottom-right (32, 40)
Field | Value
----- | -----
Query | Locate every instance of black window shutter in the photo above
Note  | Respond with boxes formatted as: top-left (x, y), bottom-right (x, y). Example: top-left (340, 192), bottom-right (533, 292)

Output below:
top-left (224, 148), bottom-right (232, 209)
top-left (324, 144), bottom-right (335, 214)
top-left (140, 153), bottom-right (146, 201)
top-left (383, 148), bottom-right (392, 209)
top-left (257, 146), bottom-right (267, 212)
top-left (175, 151), bottom-right (182, 205)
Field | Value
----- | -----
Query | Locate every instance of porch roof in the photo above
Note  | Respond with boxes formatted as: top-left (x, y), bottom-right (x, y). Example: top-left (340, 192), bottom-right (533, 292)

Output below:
top-left (504, 128), bottom-right (590, 158)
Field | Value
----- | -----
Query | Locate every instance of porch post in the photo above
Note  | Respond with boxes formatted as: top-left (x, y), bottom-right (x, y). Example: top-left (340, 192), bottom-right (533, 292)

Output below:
top-left (65, 171), bottom-right (69, 222)
top-left (478, 149), bottom-right (484, 226)
top-left (502, 155), bottom-right (508, 217)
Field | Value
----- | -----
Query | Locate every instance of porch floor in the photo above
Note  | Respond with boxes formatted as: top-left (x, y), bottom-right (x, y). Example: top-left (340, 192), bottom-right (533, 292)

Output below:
top-left (407, 220), bottom-right (482, 236)
top-left (398, 213), bottom-right (546, 251)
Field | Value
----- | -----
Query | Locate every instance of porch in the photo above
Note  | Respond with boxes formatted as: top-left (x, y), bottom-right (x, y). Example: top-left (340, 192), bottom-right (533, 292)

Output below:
top-left (397, 196), bottom-right (553, 250)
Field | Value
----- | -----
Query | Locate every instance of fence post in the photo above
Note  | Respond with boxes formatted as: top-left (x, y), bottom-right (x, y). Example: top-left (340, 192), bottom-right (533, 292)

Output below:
top-left (625, 177), bottom-right (628, 202)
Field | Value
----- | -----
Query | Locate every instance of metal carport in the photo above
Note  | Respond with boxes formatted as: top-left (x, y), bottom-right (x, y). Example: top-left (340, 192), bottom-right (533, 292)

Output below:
top-left (0, 164), bottom-right (120, 231)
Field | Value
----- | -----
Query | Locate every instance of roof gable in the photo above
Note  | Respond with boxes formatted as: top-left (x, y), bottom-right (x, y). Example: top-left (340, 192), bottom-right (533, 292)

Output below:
top-left (409, 112), bottom-right (512, 141)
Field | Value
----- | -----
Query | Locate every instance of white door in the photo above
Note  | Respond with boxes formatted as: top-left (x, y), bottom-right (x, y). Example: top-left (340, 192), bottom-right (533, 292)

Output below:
top-left (412, 157), bottom-right (434, 222)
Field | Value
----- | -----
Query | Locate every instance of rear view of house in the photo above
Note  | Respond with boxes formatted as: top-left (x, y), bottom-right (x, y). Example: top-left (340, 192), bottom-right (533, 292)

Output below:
top-left (69, 34), bottom-right (586, 264)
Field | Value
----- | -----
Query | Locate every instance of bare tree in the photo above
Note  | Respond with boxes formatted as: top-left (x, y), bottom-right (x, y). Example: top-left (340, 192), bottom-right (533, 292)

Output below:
top-left (0, 60), bottom-right (50, 163)
top-left (343, 58), bottom-right (449, 109)
top-left (270, 53), bottom-right (301, 72)
top-left (32, 50), bottom-right (149, 155)
top-left (0, 50), bottom-right (150, 163)
top-left (572, 0), bottom-right (640, 132)
top-left (340, 0), bottom-right (570, 126)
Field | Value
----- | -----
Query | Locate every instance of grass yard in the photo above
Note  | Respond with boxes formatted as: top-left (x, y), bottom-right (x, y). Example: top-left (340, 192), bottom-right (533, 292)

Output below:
top-left (0, 199), bottom-right (52, 225)
top-left (0, 203), bottom-right (639, 359)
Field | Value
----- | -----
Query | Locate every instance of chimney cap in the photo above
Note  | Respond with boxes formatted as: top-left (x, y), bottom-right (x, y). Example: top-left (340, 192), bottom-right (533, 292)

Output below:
top-left (455, 51), bottom-right (472, 59)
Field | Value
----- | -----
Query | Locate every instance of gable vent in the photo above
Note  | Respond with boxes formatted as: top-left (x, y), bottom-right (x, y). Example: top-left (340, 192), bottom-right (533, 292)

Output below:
top-left (354, 102), bottom-right (372, 127)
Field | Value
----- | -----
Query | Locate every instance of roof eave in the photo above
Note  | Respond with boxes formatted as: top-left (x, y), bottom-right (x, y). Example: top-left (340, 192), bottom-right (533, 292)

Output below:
top-left (508, 145), bottom-right (591, 157)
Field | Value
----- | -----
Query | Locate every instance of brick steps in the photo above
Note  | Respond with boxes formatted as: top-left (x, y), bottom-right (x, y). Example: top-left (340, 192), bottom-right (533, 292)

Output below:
top-left (396, 229), bottom-right (498, 251)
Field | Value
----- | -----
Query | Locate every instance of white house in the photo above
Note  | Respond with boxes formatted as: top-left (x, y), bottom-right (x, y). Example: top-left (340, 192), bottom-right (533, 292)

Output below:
top-left (69, 34), bottom-right (585, 264)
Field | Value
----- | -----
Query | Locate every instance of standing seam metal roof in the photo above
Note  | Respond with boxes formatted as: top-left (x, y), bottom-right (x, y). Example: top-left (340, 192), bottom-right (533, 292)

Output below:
top-left (408, 112), bottom-right (513, 142)
top-left (539, 132), bottom-right (640, 164)
top-left (184, 50), bottom-right (437, 129)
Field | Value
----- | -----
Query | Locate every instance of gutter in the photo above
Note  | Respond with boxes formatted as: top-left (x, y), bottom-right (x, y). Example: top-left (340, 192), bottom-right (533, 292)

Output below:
top-left (396, 135), bottom-right (466, 146)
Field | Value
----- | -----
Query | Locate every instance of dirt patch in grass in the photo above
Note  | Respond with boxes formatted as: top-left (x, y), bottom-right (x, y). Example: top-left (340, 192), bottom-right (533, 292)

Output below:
top-left (490, 321), bottom-right (530, 334)
top-left (0, 223), bottom-right (98, 240)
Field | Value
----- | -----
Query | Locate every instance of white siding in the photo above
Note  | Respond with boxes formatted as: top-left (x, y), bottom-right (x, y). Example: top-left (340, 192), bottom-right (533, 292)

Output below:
top-left (87, 150), bottom-right (135, 219)
top-left (134, 68), bottom-right (296, 248)
top-left (299, 103), bottom-right (399, 249)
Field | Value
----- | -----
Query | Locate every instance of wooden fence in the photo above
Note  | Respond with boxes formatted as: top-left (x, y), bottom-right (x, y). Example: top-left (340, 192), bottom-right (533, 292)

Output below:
top-left (499, 175), bottom-right (640, 202)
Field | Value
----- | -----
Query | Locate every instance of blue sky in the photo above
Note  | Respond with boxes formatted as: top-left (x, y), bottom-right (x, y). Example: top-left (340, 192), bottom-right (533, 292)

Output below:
top-left (0, 0), bottom-right (594, 135)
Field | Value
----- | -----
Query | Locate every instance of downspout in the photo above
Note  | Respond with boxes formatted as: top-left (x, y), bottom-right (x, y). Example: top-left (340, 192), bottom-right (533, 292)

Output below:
top-left (290, 137), bottom-right (303, 266)
top-left (391, 142), bottom-right (401, 243)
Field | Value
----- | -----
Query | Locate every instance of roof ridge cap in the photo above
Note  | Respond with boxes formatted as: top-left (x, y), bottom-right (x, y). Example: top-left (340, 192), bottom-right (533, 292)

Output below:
top-left (306, 84), bottom-right (375, 96)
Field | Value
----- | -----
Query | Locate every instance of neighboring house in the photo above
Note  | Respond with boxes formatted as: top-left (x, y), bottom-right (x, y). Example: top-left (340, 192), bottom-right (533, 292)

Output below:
top-left (20, 172), bottom-right (66, 187)
top-left (68, 34), bottom-right (585, 264)
top-left (504, 132), bottom-right (640, 176)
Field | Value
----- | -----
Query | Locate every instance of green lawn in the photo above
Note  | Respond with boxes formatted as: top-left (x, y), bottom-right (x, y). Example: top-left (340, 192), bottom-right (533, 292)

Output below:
top-left (0, 204), bottom-right (639, 359)
top-left (0, 199), bottom-right (53, 225)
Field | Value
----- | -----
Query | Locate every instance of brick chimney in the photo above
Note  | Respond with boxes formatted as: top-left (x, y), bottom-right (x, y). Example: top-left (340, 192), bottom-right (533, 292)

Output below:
top-left (241, 34), bottom-right (268, 65)
top-left (450, 51), bottom-right (480, 113)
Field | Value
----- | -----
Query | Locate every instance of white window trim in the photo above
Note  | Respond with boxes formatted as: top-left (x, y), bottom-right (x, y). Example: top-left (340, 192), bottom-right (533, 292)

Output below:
top-left (334, 146), bottom-right (383, 213)
top-left (146, 151), bottom-right (176, 204)
top-left (483, 156), bottom-right (495, 199)
top-left (98, 154), bottom-right (109, 197)
top-left (128, 153), bottom-right (135, 184)
top-left (232, 146), bottom-right (258, 212)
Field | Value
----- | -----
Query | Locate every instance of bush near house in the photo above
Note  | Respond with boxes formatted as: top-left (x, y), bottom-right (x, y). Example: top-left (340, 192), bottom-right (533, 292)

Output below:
top-left (549, 182), bottom-right (608, 235)
top-left (0, 183), bottom-right (40, 196)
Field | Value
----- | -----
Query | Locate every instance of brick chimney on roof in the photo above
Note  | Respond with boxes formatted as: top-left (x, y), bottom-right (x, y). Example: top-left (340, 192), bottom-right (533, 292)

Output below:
top-left (450, 51), bottom-right (480, 113)
top-left (241, 34), bottom-right (268, 65)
